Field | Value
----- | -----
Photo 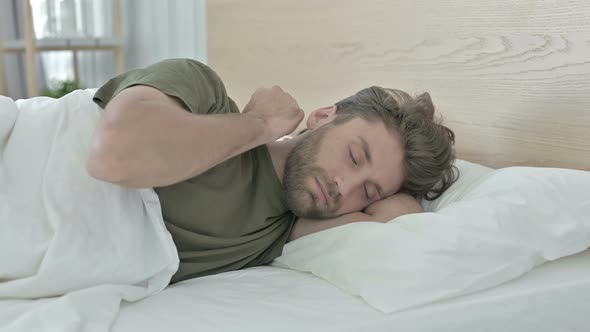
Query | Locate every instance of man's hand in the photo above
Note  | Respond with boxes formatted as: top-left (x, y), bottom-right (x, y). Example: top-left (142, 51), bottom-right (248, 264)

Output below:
top-left (288, 193), bottom-right (424, 242)
top-left (242, 86), bottom-right (305, 142)
top-left (363, 193), bottom-right (424, 222)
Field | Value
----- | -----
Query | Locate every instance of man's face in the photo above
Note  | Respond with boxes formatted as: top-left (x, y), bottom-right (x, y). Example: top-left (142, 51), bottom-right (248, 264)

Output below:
top-left (283, 116), bottom-right (405, 219)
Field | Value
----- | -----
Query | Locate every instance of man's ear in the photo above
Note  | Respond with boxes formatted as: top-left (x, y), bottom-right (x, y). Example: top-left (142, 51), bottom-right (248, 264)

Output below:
top-left (306, 105), bottom-right (337, 129)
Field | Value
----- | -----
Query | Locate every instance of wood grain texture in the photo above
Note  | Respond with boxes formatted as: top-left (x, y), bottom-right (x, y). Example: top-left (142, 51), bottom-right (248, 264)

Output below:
top-left (208, 0), bottom-right (590, 170)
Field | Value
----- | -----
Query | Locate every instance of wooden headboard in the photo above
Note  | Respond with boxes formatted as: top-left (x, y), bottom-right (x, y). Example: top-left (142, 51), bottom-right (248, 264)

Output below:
top-left (208, 0), bottom-right (590, 170)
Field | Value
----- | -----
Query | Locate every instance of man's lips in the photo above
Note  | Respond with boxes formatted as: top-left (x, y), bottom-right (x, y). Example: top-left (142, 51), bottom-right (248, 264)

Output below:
top-left (315, 176), bottom-right (328, 206)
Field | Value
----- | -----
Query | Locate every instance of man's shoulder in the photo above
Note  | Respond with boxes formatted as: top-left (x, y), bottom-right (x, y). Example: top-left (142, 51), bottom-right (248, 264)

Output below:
top-left (149, 58), bottom-right (221, 81)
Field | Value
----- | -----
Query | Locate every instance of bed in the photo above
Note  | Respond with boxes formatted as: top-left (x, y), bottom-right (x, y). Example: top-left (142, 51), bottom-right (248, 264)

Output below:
top-left (2, 1), bottom-right (589, 331)
top-left (109, 164), bottom-right (590, 332)
top-left (115, 250), bottom-right (590, 332)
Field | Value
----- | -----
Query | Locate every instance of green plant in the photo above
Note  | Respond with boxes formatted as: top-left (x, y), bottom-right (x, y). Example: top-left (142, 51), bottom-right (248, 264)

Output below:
top-left (40, 80), bottom-right (82, 98)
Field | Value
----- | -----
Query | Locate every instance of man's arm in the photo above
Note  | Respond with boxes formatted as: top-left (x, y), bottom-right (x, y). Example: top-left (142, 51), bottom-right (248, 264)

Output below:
top-left (88, 85), bottom-right (303, 188)
top-left (288, 193), bottom-right (424, 242)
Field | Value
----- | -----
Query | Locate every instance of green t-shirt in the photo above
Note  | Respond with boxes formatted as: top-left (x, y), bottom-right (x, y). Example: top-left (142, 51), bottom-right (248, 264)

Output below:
top-left (93, 59), bottom-right (296, 284)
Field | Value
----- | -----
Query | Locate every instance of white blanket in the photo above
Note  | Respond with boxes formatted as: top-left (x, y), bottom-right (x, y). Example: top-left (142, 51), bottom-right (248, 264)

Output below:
top-left (0, 90), bottom-right (179, 332)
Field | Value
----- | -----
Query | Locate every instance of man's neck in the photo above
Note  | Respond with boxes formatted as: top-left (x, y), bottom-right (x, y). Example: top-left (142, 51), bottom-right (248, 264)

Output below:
top-left (266, 134), bottom-right (306, 184)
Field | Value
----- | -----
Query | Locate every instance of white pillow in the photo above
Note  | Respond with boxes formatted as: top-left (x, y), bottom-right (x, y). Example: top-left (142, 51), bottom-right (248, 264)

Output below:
top-left (420, 159), bottom-right (494, 212)
top-left (273, 161), bottom-right (590, 313)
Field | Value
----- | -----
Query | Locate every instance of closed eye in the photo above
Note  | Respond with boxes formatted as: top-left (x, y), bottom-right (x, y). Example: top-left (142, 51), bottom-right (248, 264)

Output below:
top-left (364, 183), bottom-right (380, 201)
top-left (349, 149), bottom-right (358, 166)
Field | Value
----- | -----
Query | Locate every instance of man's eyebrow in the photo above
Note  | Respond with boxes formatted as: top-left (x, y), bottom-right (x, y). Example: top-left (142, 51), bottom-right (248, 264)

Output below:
top-left (359, 136), bottom-right (372, 165)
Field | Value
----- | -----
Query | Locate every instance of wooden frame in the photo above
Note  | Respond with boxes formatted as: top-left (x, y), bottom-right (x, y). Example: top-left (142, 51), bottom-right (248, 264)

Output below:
top-left (208, 0), bottom-right (590, 171)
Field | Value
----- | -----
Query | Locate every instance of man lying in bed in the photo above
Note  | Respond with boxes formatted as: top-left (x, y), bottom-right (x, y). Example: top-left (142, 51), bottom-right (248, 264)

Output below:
top-left (88, 58), bottom-right (457, 284)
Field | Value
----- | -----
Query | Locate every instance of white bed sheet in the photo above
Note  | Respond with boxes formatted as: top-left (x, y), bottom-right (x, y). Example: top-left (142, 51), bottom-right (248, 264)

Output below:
top-left (113, 249), bottom-right (590, 332)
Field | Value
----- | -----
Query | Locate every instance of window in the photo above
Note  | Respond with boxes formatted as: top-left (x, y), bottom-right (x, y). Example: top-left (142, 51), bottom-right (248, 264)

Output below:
top-left (29, 0), bottom-right (113, 84)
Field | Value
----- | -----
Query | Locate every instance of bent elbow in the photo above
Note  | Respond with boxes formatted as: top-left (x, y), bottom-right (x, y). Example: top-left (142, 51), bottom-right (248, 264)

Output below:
top-left (87, 96), bottom-right (147, 186)
top-left (87, 154), bottom-right (127, 186)
top-left (86, 133), bottom-right (129, 185)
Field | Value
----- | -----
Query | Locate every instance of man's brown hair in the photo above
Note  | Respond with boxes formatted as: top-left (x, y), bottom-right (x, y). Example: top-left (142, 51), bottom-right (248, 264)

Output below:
top-left (333, 86), bottom-right (458, 200)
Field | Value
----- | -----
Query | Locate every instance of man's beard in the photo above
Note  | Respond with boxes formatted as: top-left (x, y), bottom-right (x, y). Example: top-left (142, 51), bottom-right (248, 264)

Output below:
top-left (283, 126), bottom-right (340, 219)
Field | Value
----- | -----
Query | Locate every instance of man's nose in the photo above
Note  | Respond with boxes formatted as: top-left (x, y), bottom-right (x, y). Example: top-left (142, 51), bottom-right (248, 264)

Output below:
top-left (333, 174), bottom-right (363, 198)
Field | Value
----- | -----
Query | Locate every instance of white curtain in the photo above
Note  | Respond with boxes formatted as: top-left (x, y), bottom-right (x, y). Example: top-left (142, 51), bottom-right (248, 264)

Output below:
top-left (125, 0), bottom-right (207, 69)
